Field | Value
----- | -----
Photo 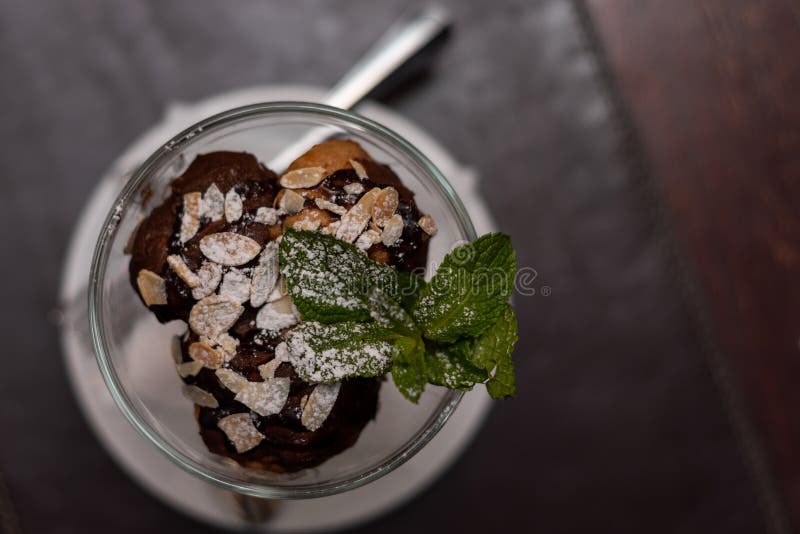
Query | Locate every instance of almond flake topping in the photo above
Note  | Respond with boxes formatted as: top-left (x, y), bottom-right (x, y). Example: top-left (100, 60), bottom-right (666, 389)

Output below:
top-left (343, 182), bottom-right (365, 195)
top-left (254, 207), bottom-right (279, 226)
top-left (287, 210), bottom-right (322, 231)
top-left (355, 229), bottom-right (381, 251)
top-left (191, 261), bottom-right (223, 300)
top-left (277, 190), bottom-right (305, 214)
top-left (250, 242), bottom-right (279, 307)
top-left (182, 384), bottom-right (218, 408)
top-left (274, 341), bottom-right (291, 362)
top-left (301, 382), bottom-right (341, 431)
top-left (349, 159), bottom-right (368, 180)
top-left (179, 192), bottom-right (203, 243)
top-left (258, 359), bottom-right (281, 379)
top-left (279, 167), bottom-right (327, 189)
top-left (203, 184), bottom-right (225, 222)
top-left (199, 232), bottom-right (261, 266)
top-left (188, 295), bottom-right (244, 337)
top-left (215, 333), bottom-right (239, 362)
top-left (371, 187), bottom-right (399, 227)
top-left (224, 189), bottom-right (243, 223)
top-left (219, 268), bottom-right (250, 304)
top-left (314, 197), bottom-right (347, 216)
top-left (320, 220), bottom-right (340, 235)
top-left (336, 187), bottom-right (381, 243)
top-left (136, 269), bottom-right (167, 306)
top-left (218, 413), bottom-right (263, 453)
top-left (235, 378), bottom-right (291, 416)
top-left (215, 368), bottom-right (249, 393)
top-left (188, 340), bottom-right (225, 369)
top-left (418, 214), bottom-right (438, 236)
top-left (255, 296), bottom-right (298, 332)
top-left (381, 213), bottom-right (404, 246)
top-left (266, 278), bottom-right (288, 303)
top-left (176, 360), bottom-right (204, 378)
top-left (167, 254), bottom-right (200, 288)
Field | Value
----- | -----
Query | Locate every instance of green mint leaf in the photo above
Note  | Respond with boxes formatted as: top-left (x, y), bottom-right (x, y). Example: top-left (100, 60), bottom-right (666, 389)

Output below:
top-left (424, 340), bottom-right (489, 390)
top-left (395, 271), bottom-right (426, 312)
top-left (279, 229), bottom-right (421, 323)
top-left (412, 233), bottom-right (516, 343)
top-left (367, 286), bottom-right (418, 336)
top-left (469, 305), bottom-right (518, 398)
top-left (390, 335), bottom-right (427, 403)
top-left (285, 321), bottom-right (399, 383)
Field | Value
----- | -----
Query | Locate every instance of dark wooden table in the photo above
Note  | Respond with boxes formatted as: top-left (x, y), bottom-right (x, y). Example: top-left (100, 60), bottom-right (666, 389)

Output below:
top-left (586, 0), bottom-right (800, 531)
top-left (0, 0), bottom-right (790, 532)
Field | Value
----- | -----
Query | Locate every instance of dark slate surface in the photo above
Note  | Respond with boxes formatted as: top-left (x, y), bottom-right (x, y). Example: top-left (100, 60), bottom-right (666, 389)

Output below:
top-left (0, 1), bottom-right (767, 532)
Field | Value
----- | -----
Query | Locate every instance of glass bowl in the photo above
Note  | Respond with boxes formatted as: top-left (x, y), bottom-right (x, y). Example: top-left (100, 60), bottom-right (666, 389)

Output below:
top-left (88, 102), bottom-right (476, 499)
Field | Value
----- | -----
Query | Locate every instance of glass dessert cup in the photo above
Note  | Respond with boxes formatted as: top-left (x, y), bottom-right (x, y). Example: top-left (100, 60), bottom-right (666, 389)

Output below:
top-left (89, 102), bottom-right (477, 499)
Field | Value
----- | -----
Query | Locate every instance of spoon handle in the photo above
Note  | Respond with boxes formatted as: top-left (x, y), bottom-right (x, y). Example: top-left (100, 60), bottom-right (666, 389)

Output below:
top-left (268, 5), bottom-right (451, 171)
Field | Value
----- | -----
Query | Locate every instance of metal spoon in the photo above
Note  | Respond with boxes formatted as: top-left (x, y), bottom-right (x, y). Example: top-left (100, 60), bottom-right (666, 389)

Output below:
top-left (267, 4), bottom-right (451, 171)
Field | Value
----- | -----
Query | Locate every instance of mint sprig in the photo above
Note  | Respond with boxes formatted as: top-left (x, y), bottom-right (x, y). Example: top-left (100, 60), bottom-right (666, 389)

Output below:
top-left (279, 229), bottom-right (519, 401)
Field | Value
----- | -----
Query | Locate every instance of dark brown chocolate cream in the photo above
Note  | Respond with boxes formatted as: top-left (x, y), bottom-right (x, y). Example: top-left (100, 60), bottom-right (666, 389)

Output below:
top-left (129, 139), bottom-right (436, 472)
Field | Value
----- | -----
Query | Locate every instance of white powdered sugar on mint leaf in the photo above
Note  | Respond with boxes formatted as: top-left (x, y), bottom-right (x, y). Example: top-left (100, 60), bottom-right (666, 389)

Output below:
top-left (284, 321), bottom-right (397, 383)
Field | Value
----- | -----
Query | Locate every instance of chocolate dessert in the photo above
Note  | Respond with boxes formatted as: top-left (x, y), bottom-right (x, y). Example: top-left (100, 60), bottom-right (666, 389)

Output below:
top-left (128, 139), bottom-right (436, 472)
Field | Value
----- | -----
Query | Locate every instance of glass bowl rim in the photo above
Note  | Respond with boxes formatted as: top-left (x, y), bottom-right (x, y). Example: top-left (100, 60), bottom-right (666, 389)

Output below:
top-left (88, 101), bottom-right (477, 499)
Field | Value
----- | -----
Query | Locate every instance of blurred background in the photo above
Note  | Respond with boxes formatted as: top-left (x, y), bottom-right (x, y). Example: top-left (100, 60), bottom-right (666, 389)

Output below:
top-left (1, 0), bottom-right (798, 532)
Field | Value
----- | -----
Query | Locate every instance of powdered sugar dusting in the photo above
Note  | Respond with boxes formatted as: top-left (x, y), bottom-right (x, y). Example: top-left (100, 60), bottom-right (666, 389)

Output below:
top-left (235, 378), bottom-right (291, 416)
top-left (301, 382), bottom-right (341, 431)
top-left (219, 268), bottom-right (251, 304)
top-left (217, 413), bottom-right (264, 453)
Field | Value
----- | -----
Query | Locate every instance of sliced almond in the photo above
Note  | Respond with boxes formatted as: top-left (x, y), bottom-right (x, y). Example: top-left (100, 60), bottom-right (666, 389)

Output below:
top-left (199, 232), bottom-right (261, 266)
top-left (136, 269), bottom-right (167, 306)
top-left (250, 242), bottom-right (278, 307)
top-left (215, 368), bottom-right (249, 393)
top-left (418, 214), bottom-right (438, 236)
top-left (167, 254), bottom-right (200, 288)
top-left (299, 394), bottom-right (309, 411)
top-left (286, 208), bottom-right (326, 231)
top-left (182, 384), bottom-right (218, 408)
top-left (349, 159), bottom-right (368, 180)
top-left (188, 340), bottom-right (225, 369)
top-left (254, 207), bottom-right (279, 226)
top-left (336, 187), bottom-right (381, 243)
top-left (277, 189), bottom-right (305, 214)
top-left (188, 295), bottom-right (244, 337)
top-left (179, 192), bottom-right (203, 243)
top-left (274, 341), bottom-right (291, 362)
top-left (258, 359), bottom-right (282, 379)
top-left (218, 413), bottom-right (264, 453)
top-left (203, 183), bottom-right (225, 221)
top-left (280, 167), bottom-right (327, 189)
top-left (176, 360), bottom-right (204, 378)
top-left (355, 229), bottom-right (381, 251)
top-left (214, 333), bottom-right (240, 362)
top-left (191, 261), bottom-right (223, 300)
top-left (301, 382), bottom-right (341, 431)
top-left (219, 268), bottom-right (250, 304)
top-left (255, 296), bottom-right (298, 332)
top-left (381, 214), bottom-right (404, 246)
top-left (314, 197), bottom-right (347, 216)
top-left (320, 220), bottom-right (340, 235)
top-left (267, 277), bottom-right (287, 303)
top-left (224, 189), bottom-right (243, 223)
top-left (235, 378), bottom-right (291, 417)
top-left (343, 182), bottom-right (365, 195)
top-left (371, 187), bottom-right (399, 227)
